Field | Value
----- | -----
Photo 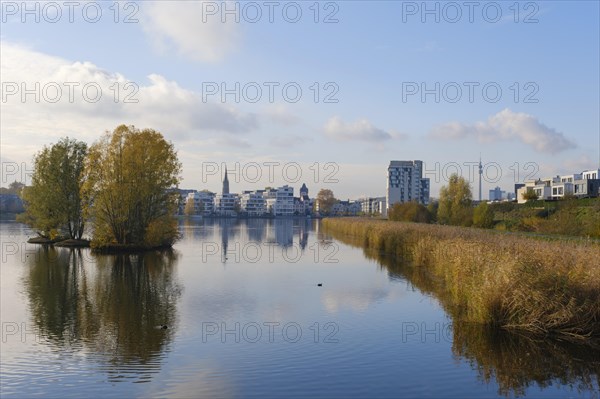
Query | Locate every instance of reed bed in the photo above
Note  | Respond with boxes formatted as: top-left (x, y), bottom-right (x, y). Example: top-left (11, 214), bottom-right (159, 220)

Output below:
top-left (323, 218), bottom-right (600, 343)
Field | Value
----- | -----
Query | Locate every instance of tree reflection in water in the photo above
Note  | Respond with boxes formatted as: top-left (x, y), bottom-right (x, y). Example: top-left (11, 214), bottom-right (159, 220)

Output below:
top-left (333, 233), bottom-right (600, 397)
top-left (25, 246), bottom-right (182, 382)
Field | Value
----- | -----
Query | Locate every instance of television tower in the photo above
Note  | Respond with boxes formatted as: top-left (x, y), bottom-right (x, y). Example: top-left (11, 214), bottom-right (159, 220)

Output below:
top-left (478, 155), bottom-right (483, 202)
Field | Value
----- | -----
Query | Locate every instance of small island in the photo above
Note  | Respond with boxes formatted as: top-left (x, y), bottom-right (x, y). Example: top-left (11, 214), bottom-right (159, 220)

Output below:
top-left (18, 125), bottom-right (182, 252)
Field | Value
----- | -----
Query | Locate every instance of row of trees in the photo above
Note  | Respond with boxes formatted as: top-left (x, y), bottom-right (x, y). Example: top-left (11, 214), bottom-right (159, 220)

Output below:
top-left (19, 125), bottom-right (182, 249)
top-left (388, 174), bottom-right (494, 228)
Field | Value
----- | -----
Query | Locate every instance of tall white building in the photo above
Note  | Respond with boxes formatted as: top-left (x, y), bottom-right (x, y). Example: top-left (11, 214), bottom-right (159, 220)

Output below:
top-left (386, 160), bottom-right (430, 211)
top-left (265, 185), bottom-right (294, 216)
top-left (215, 193), bottom-right (238, 216)
top-left (186, 191), bottom-right (215, 215)
top-left (240, 191), bottom-right (266, 216)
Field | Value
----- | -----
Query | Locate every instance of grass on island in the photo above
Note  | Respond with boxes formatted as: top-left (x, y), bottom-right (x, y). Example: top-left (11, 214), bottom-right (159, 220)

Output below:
top-left (323, 218), bottom-right (600, 343)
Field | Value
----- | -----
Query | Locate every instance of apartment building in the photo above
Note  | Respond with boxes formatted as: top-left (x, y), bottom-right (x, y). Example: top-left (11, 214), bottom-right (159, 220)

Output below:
top-left (215, 193), bottom-right (239, 216)
top-left (265, 185), bottom-right (294, 216)
top-left (517, 168), bottom-right (600, 203)
top-left (240, 190), bottom-right (266, 216)
top-left (356, 197), bottom-right (387, 216)
top-left (387, 160), bottom-right (430, 211)
top-left (186, 190), bottom-right (216, 215)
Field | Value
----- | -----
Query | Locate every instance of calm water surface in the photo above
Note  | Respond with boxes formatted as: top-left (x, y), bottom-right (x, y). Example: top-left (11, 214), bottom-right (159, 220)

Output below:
top-left (1, 219), bottom-right (598, 398)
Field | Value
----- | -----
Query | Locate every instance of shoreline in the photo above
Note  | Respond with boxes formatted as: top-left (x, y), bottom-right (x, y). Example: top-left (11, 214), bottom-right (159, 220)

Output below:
top-left (322, 217), bottom-right (600, 345)
top-left (27, 237), bottom-right (91, 247)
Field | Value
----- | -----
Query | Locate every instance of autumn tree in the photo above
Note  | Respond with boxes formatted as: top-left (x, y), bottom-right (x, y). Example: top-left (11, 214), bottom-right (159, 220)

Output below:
top-left (315, 189), bottom-right (337, 215)
top-left (437, 174), bottom-right (473, 226)
top-left (473, 201), bottom-right (495, 228)
top-left (18, 138), bottom-right (88, 239)
top-left (184, 199), bottom-right (197, 216)
top-left (82, 125), bottom-right (182, 248)
top-left (388, 201), bottom-right (432, 223)
top-left (521, 188), bottom-right (539, 202)
top-left (427, 201), bottom-right (439, 223)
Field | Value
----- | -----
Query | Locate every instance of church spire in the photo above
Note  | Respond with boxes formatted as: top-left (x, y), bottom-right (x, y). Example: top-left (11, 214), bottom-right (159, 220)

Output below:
top-left (222, 165), bottom-right (230, 195)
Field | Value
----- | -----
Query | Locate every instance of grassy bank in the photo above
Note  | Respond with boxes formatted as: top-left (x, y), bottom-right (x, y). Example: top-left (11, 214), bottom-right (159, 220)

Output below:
top-left (491, 198), bottom-right (600, 238)
top-left (323, 218), bottom-right (600, 343)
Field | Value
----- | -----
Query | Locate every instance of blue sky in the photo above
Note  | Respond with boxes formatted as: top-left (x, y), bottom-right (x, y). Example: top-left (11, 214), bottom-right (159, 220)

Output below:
top-left (1, 1), bottom-right (599, 199)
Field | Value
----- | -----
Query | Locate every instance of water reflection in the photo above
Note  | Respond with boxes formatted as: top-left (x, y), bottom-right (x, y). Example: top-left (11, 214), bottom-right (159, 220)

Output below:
top-left (181, 217), bottom-right (315, 254)
top-left (25, 246), bottom-right (182, 381)
top-left (453, 324), bottom-right (600, 397)
top-left (13, 218), bottom-right (598, 397)
top-left (330, 232), bottom-right (600, 397)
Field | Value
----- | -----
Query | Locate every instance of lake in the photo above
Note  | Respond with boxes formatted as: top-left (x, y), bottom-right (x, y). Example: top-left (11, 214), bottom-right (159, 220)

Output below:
top-left (1, 219), bottom-right (598, 398)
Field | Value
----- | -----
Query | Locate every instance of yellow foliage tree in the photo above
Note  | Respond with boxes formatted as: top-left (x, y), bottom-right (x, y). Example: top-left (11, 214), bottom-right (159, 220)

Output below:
top-left (315, 189), bottom-right (337, 215)
top-left (82, 125), bottom-right (182, 249)
top-left (437, 174), bottom-right (473, 226)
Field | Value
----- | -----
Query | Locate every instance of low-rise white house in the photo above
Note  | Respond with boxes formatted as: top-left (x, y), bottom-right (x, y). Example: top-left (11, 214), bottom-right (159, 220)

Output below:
top-left (517, 168), bottom-right (600, 203)
top-left (583, 169), bottom-right (599, 180)
top-left (356, 197), bottom-right (387, 216)
top-left (331, 200), bottom-right (362, 216)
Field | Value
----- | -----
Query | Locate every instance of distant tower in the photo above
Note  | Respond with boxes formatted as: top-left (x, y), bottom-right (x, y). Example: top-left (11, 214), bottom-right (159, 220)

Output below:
top-left (478, 156), bottom-right (483, 202)
top-left (300, 183), bottom-right (308, 198)
top-left (222, 165), bottom-right (230, 195)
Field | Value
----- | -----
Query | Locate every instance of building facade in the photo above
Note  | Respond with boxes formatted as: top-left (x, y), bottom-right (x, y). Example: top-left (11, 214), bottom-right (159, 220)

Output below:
top-left (517, 169), bottom-right (600, 203)
top-left (215, 193), bottom-right (238, 216)
top-left (265, 185), bottom-right (294, 216)
top-left (356, 197), bottom-right (387, 215)
top-left (386, 160), bottom-right (430, 211)
top-left (489, 186), bottom-right (506, 201)
top-left (240, 191), bottom-right (266, 216)
top-left (186, 190), bottom-right (215, 215)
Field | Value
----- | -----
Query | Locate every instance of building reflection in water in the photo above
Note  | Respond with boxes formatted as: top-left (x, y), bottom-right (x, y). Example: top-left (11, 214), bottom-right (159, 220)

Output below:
top-left (181, 218), bottom-right (316, 261)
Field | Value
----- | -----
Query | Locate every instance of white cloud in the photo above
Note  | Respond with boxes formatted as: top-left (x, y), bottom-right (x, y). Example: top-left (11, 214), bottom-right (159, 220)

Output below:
top-left (429, 109), bottom-right (576, 154)
top-left (323, 116), bottom-right (393, 141)
top-left (321, 284), bottom-right (404, 314)
top-left (0, 41), bottom-right (258, 160)
top-left (141, 1), bottom-right (240, 63)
